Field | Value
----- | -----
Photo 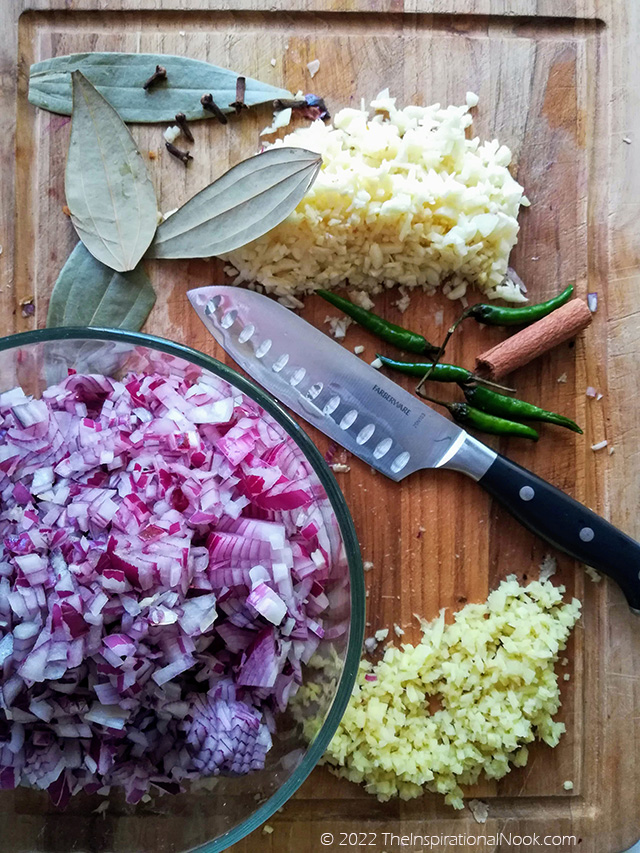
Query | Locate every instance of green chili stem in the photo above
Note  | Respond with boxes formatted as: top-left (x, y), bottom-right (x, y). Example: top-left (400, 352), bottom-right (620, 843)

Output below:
top-left (377, 354), bottom-right (514, 392)
top-left (317, 290), bottom-right (440, 357)
top-left (417, 284), bottom-right (575, 394)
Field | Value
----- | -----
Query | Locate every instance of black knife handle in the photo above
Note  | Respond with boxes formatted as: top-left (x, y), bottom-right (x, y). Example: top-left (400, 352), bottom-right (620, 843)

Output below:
top-left (478, 453), bottom-right (640, 611)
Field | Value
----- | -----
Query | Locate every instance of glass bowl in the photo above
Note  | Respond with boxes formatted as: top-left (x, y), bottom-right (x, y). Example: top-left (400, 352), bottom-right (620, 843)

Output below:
top-left (0, 328), bottom-right (364, 853)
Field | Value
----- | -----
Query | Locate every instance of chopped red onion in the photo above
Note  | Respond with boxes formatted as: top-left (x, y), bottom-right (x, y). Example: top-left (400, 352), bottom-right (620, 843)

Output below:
top-left (587, 292), bottom-right (598, 313)
top-left (0, 369), bottom-right (332, 805)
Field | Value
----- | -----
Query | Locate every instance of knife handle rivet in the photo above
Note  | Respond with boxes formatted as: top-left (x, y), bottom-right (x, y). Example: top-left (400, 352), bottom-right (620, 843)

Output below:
top-left (579, 526), bottom-right (595, 542)
top-left (238, 324), bottom-right (255, 344)
top-left (519, 486), bottom-right (535, 501)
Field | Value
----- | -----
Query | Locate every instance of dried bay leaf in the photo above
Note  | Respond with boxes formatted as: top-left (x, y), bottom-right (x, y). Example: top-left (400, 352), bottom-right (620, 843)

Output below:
top-left (29, 53), bottom-right (293, 123)
top-left (47, 242), bottom-right (156, 330)
top-left (65, 72), bottom-right (158, 272)
top-left (147, 147), bottom-right (322, 260)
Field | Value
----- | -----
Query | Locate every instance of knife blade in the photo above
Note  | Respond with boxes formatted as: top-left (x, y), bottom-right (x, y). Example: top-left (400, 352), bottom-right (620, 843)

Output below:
top-left (189, 285), bottom-right (640, 612)
top-left (188, 285), bottom-right (495, 483)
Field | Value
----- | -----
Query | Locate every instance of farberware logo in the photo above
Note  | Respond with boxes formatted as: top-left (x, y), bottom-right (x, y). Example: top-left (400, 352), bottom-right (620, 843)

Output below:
top-left (372, 384), bottom-right (411, 416)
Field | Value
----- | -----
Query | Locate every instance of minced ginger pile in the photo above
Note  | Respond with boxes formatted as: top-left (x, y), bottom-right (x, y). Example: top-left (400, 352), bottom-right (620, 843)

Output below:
top-left (295, 577), bottom-right (581, 809)
top-left (225, 91), bottom-right (529, 301)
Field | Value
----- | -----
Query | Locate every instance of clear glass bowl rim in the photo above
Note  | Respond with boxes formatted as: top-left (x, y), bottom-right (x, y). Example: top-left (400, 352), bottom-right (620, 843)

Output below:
top-left (0, 326), bottom-right (365, 853)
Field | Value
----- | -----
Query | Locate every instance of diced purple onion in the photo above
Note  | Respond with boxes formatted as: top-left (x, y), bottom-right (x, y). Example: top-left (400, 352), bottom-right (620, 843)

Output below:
top-left (0, 368), bottom-right (333, 806)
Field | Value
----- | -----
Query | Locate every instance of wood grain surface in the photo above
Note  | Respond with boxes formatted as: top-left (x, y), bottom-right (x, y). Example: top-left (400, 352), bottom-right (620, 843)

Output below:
top-left (1, 1), bottom-right (640, 852)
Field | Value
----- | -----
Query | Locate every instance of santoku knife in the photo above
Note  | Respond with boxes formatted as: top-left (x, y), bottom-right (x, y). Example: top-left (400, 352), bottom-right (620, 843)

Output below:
top-left (189, 285), bottom-right (640, 611)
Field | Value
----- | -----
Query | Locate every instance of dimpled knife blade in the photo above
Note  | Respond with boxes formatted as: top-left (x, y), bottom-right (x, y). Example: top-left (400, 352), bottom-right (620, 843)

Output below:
top-left (187, 285), bottom-right (490, 482)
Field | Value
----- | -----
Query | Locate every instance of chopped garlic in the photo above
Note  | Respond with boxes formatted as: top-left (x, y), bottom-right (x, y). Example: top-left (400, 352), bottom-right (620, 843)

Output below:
top-left (351, 290), bottom-right (375, 311)
top-left (262, 824), bottom-right (274, 834)
top-left (260, 107), bottom-right (293, 137)
top-left (370, 358), bottom-right (382, 369)
top-left (163, 125), bottom-right (181, 143)
top-left (225, 93), bottom-right (527, 300)
top-left (363, 637), bottom-right (378, 654)
top-left (585, 566), bottom-right (602, 583)
top-left (374, 628), bottom-right (389, 642)
top-left (270, 58), bottom-right (277, 67)
top-left (466, 91), bottom-right (480, 108)
top-left (324, 315), bottom-right (352, 339)
top-left (363, 561), bottom-right (374, 572)
top-left (591, 439), bottom-right (608, 451)
top-left (307, 59), bottom-right (320, 78)
top-left (277, 293), bottom-right (305, 310)
top-left (539, 554), bottom-right (557, 582)
top-left (563, 780), bottom-right (574, 790)
top-left (393, 287), bottom-right (411, 313)
top-left (393, 623), bottom-right (405, 637)
top-left (354, 345), bottom-right (365, 355)
top-left (331, 463), bottom-right (351, 473)
top-left (557, 373), bottom-right (568, 384)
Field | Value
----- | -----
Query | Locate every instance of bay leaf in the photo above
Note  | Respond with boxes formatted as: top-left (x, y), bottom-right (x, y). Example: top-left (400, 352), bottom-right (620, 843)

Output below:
top-left (47, 242), bottom-right (156, 330)
top-left (29, 52), bottom-right (293, 123)
top-left (147, 147), bottom-right (322, 260)
top-left (65, 72), bottom-right (158, 272)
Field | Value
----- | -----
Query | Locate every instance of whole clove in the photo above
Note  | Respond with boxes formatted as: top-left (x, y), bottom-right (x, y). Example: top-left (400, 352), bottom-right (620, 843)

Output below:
top-left (174, 112), bottom-right (194, 143)
top-left (274, 94), bottom-right (330, 122)
top-left (200, 93), bottom-right (228, 124)
top-left (273, 98), bottom-right (306, 111)
top-left (165, 141), bottom-right (193, 166)
top-left (230, 76), bottom-right (248, 113)
top-left (143, 65), bottom-right (167, 91)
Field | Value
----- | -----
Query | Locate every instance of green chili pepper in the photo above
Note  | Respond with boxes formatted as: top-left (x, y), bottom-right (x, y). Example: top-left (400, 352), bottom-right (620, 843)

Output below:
top-left (461, 384), bottom-right (583, 434)
top-left (317, 290), bottom-right (439, 357)
top-left (376, 355), bottom-right (514, 391)
top-left (465, 283), bottom-right (574, 327)
top-left (416, 284), bottom-right (575, 395)
top-left (422, 396), bottom-right (539, 441)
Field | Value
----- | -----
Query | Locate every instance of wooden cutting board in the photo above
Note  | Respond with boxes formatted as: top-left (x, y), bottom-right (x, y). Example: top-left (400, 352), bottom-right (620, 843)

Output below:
top-left (2, 1), bottom-right (640, 851)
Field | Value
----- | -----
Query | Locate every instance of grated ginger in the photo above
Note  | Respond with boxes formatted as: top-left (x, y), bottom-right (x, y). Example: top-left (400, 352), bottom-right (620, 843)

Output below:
top-left (294, 576), bottom-right (581, 809)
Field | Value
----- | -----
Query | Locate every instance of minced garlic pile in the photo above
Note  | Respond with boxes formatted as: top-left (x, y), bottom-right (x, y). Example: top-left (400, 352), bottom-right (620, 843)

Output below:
top-left (296, 577), bottom-right (580, 809)
top-left (225, 91), bottom-right (528, 301)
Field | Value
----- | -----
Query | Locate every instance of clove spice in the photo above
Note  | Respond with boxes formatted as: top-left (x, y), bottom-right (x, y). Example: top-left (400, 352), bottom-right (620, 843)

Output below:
top-left (174, 112), bottom-right (194, 143)
top-left (230, 76), bottom-right (248, 113)
top-left (273, 98), bottom-right (306, 111)
top-left (165, 141), bottom-right (193, 165)
top-left (274, 94), bottom-right (330, 121)
top-left (143, 65), bottom-right (167, 91)
top-left (200, 93), bottom-right (228, 124)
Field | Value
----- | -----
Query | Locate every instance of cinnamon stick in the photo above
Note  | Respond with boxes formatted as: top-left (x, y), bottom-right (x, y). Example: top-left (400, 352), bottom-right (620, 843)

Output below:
top-left (476, 299), bottom-right (593, 380)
